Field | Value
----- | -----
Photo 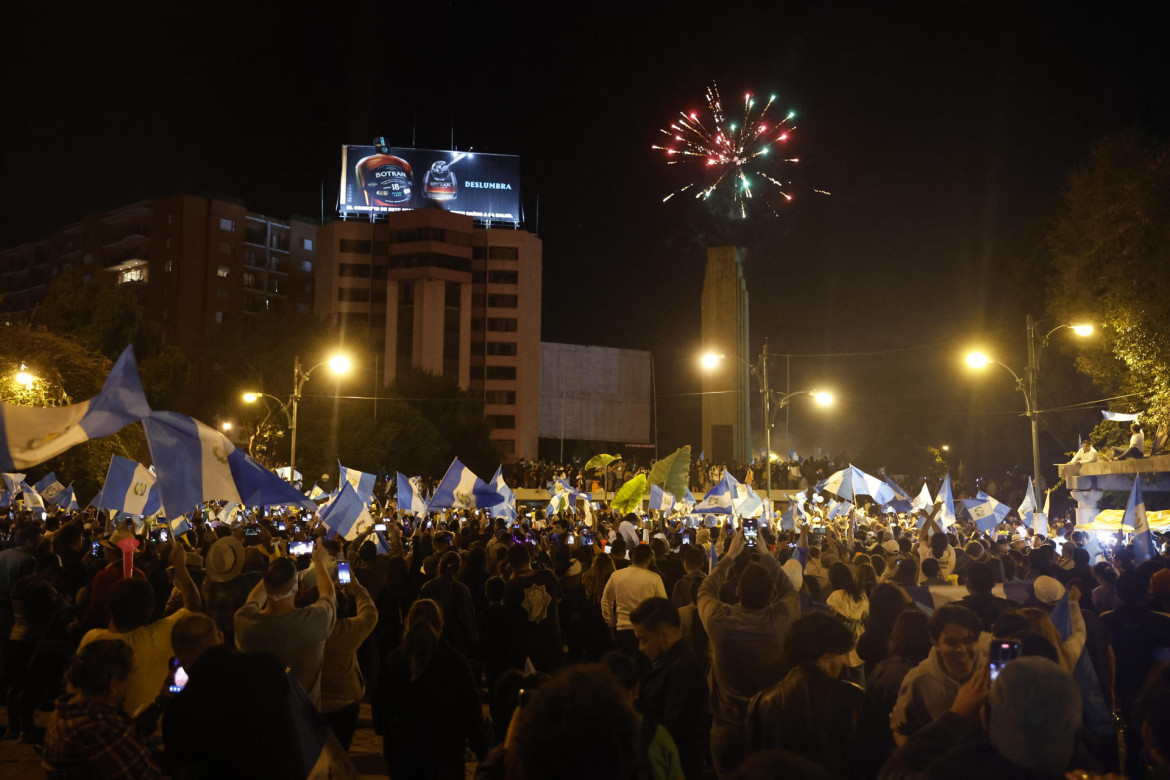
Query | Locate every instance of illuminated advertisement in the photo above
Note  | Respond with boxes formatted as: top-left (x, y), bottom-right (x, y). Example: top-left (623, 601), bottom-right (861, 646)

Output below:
top-left (339, 140), bottom-right (521, 223)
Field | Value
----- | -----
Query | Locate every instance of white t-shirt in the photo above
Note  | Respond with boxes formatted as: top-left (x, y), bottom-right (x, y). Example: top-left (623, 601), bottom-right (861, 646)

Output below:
top-left (79, 608), bottom-right (193, 717)
top-left (916, 540), bottom-right (955, 583)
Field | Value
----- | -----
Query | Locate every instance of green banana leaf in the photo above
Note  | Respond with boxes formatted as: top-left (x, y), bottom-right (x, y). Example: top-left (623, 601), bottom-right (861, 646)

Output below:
top-left (648, 445), bottom-right (691, 499)
top-left (610, 474), bottom-right (648, 515)
top-left (585, 453), bottom-right (620, 472)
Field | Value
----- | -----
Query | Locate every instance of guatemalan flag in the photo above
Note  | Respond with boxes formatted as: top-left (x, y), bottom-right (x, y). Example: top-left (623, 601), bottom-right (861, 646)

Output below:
top-left (736, 485), bottom-right (765, 519)
top-left (0, 346), bottom-right (151, 471)
top-left (961, 491), bottom-right (1011, 533)
top-left (395, 473), bottom-right (428, 517)
top-left (99, 455), bottom-right (162, 516)
top-left (339, 463), bottom-right (376, 505)
top-left (694, 472), bottom-right (735, 515)
top-left (20, 482), bottom-right (44, 510)
top-left (142, 411), bottom-right (314, 523)
top-left (428, 458), bottom-right (504, 509)
top-left (34, 473), bottom-right (66, 506)
top-left (53, 486), bottom-right (79, 512)
top-left (489, 467), bottom-right (517, 522)
top-left (1034, 489), bottom-right (1050, 538)
top-left (318, 482), bottom-right (370, 541)
top-left (1018, 477), bottom-right (1038, 528)
top-left (1124, 475), bottom-right (1157, 563)
top-left (649, 484), bottom-right (676, 514)
top-left (547, 478), bottom-right (585, 516)
top-left (934, 473), bottom-right (956, 528)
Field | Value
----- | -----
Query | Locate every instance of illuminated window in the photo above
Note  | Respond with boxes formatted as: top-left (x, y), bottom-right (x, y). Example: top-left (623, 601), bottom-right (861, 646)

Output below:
top-left (300, 260), bottom-right (313, 273)
top-left (219, 218), bottom-right (236, 232)
top-left (215, 311), bottom-right (223, 323)
top-left (118, 267), bottom-right (146, 285)
top-left (217, 265), bottom-right (231, 278)
top-left (303, 238), bottom-right (313, 251)
top-left (164, 260), bottom-right (173, 273)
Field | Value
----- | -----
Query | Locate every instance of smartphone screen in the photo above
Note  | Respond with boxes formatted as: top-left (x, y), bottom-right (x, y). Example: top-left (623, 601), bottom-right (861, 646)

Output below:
top-left (92, 541), bottom-right (102, 557)
top-left (989, 639), bottom-right (1020, 681)
top-left (158, 530), bottom-right (168, 543)
top-left (288, 541), bottom-right (313, 556)
top-left (374, 523), bottom-right (387, 532)
top-left (743, 518), bottom-right (759, 548)
top-left (169, 657), bottom-right (188, 693)
top-left (603, 545), bottom-right (612, 554)
top-left (337, 561), bottom-right (352, 585)
top-left (567, 534), bottom-right (576, 545)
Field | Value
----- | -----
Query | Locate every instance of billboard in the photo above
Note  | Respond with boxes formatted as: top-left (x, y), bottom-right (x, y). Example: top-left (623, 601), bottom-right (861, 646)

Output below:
top-left (339, 141), bottom-right (521, 224)
top-left (539, 343), bottom-right (652, 443)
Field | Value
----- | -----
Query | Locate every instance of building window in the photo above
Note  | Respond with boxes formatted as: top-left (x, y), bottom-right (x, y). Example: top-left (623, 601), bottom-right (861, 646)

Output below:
top-left (487, 294), bottom-right (517, 308)
top-left (398, 281), bottom-right (414, 304)
top-left (164, 260), bottom-right (174, 273)
top-left (219, 241), bottom-right (231, 255)
top-left (488, 270), bottom-right (519, 285)
top-left (445, 281), bottom-right (462, 307)
top-left (219, 218), bottom-right (236, 232)
top-left (117, 267), bottom-right (146, 285)
top-left (470, 365), bottom-right (484, 380)
top-left (487, 318), bottom-right (518, 332)
top-left (296, 303), bottom-right (310, 314)
top-left (486, 365), bottom-right (516, 380)
top-left (303, 238), bottom-right (314, 251)
top-left (337, 287), bottom-right (371, 302)
top-left (300, 260), bottom-right (313, 273)
top-left (338, 239), bottom-right (372, 254)
top-left (486, 341), bottom-right (517, 356)
top-left (338, 263), bottom-right (371, 278)
top-left (217, 265), bottom-right (231, 278)
top-left (494, 438), bottom-right (517, 455)
top-left (165, 238), bottom-right (172, 249)
top-left (488, 415), bottom-right (516, 429)
top-left (215, 311), bottom-right (224, 324)
top-left (242, 272), bottom-right (258, 289)
top-left (396, 305), bottom-right (413, 363)
top-left (489, 246), bottom-right (519, 260)
top-left (216, 289), bottom-right (231, 301)
top-left (485, 390), bottom-right (516, 405)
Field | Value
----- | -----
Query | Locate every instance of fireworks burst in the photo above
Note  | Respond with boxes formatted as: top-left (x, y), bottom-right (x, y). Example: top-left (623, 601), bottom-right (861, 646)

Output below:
top-left (653, 82), bottom-right (826, 218)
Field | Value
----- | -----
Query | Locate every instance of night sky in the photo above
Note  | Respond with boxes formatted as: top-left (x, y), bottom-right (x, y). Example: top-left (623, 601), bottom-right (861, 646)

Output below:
top-left (3, 3), bottom-right (1168, 484)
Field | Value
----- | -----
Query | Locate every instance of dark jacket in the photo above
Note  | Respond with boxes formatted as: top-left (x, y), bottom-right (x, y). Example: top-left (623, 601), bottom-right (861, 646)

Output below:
top-left (745, 664), bottom-right (888, 779)
top-left (636, 639), bottom-right (709, 780)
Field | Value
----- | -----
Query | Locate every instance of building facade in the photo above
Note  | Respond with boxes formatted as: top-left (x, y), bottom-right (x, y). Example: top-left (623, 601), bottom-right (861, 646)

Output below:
top-left (315, 209), bottom-right (541, 461)
top-left (701, 245), bottom-right (752, 464)
top-left (0, 195), bottom-right (318, 352)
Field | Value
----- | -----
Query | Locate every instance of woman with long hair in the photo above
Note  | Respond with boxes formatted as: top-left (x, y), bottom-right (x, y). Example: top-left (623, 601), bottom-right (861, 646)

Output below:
top-left (825, 562), bottom-right (869, 685)
top-left (373, 599), bottom-right (487, 779)
top-left (855, 583), bottom-right (912, 674)
top-left (420, 551), bottom-right (479, 660)
top-left (579, 552), bottom-right (616, 660)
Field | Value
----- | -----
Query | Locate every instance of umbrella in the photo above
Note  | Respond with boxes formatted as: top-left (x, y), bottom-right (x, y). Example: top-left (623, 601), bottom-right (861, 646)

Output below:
top-left (816, 464), bottom-right (896, 505)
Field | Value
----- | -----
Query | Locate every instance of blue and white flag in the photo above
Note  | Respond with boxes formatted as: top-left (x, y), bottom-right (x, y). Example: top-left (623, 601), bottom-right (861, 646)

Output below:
top-left (1124, 475), bottom-right (1157, 563)
top-left (142, 412), bottom-right (314, 521)
top-left (99, 455), bottom-right (161, 516)
top-left (911, 482), bottom-right (933, 514)
top-left (52, 485), bottom-right (79, 512)
top-left (169, 515), bottom-right (193, 539)
top-left (339, 463), bottom-right (376, 505)
top-left (429, 458), bottom-right (504, 509)
top-left (20, 482), bottom-right (44, 510)
top-left (318, 482), bottom-right (369, 541)
top-left (305, 484), bottom-right (326, 501)
top-left (1102, 410), bottom-right (1141, 422)
top-left (828, 500), bottom-right (853, 520)
top-left (817, 464), bottom-right (896, 505)
top-left (736, 485), bottom-right (765, 518)
top-left (2, 473), bottom-right (25, 494)
top-left (694, 472), bottom-right (735, 515)
top-left (1018, 478), bottom-right (1038, 528)
top-left (679, 488), bottom-right (697, 516)
top-left (935, 474), bottom-right (956, 528)
top-left (275, 467), bottom-right (303, 484)
top-left (881, 474), bottom-right (913, 513)
top-left (780, 503), bottom-right (797, 530)
top-left (649, 484), bottom-right (676, 513)
top-left (489, 468), bottom-right (517, 522)
top-left (374, 530), bottom-right (392, 555)
top-left (34, 473), bottom-right (66, 505)
top-left (0, 346), bottom-right (151, 471)
top-left (395, 473), bottom-right (428, 517)
top-left (1034, 490), bottom-right (1050, 538)
top-left (961, 491), bottom-right (1010, 533)
top-left (788, 447), bottom-right (801, 463)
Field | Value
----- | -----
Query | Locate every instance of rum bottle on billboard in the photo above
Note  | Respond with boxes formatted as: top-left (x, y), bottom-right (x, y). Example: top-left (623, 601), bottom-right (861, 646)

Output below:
top-left (355, 138), bottom-right (413, 208)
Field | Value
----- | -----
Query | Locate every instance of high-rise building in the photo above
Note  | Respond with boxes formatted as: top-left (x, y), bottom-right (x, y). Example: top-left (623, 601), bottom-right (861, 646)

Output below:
top-left (701, 246), bottom-right (751, 464)
top-left (0, 195), bottom-right (317, 351)
top-left (315, 209), bottom-right (541, 461)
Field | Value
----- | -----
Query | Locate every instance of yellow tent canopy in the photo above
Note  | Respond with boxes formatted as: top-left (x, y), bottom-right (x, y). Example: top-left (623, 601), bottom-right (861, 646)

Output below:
top-left (1083, 508), bottom-right (1170, 533)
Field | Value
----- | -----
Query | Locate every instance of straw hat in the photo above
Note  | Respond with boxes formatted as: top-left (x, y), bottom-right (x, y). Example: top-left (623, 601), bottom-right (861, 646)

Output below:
top-left (204, 536), bottom-right (246, 583)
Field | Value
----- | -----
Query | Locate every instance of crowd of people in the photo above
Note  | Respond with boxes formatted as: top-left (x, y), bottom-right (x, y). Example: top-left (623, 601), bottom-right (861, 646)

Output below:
top-left (1, 487), bottom-right (1169, 779)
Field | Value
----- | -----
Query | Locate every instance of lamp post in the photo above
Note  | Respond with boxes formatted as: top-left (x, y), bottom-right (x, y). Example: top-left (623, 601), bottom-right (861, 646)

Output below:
top-left (966, 316), bottom-right (1092, 493)
top-left (242, 353), bottom-right (351, 474)
top-left (702, 340), bottom-right (833, 508)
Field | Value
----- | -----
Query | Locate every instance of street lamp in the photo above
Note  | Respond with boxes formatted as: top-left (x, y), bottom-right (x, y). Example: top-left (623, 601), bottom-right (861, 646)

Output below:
top-left (220, 421), bottom-right (233, 432)
top-left (241, 353), bottom-right (352, 474)
top-left (703, 341), bottom-right (833, 508)
top-left (14, 365), bottom-right (35, 387)
top-left (965, 316), bottom-right (1092, 492)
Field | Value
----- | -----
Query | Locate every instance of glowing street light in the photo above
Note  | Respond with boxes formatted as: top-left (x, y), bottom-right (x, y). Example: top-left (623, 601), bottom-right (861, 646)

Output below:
top-left (966, 351), bottom-right (993, 369)
top-left (811, 392), bottom-right (834, 406)
top-left (700, 352), bottom-right (725, 370)
top-left (1071, 324), bottom-right (1094, 337)
top-left (240, 353), bottom-right (354, 471)
top-left (14, 364), bottom-right (35, 387)
top-left (220, 421), bottom-right (233, 432)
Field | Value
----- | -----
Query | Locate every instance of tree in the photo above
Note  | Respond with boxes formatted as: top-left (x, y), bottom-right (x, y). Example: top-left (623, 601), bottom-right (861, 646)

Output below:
top-left (0, 324), bottom-right (146, 500)
top-left (1048, 131), bottom-right (1170, 428)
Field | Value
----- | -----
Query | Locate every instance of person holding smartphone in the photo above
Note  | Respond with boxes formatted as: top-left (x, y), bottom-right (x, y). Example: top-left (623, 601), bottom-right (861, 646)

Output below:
top-left (234, 541), bottom-right (336, 709)
top-left (320, 574), bottom-right (378, 750)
